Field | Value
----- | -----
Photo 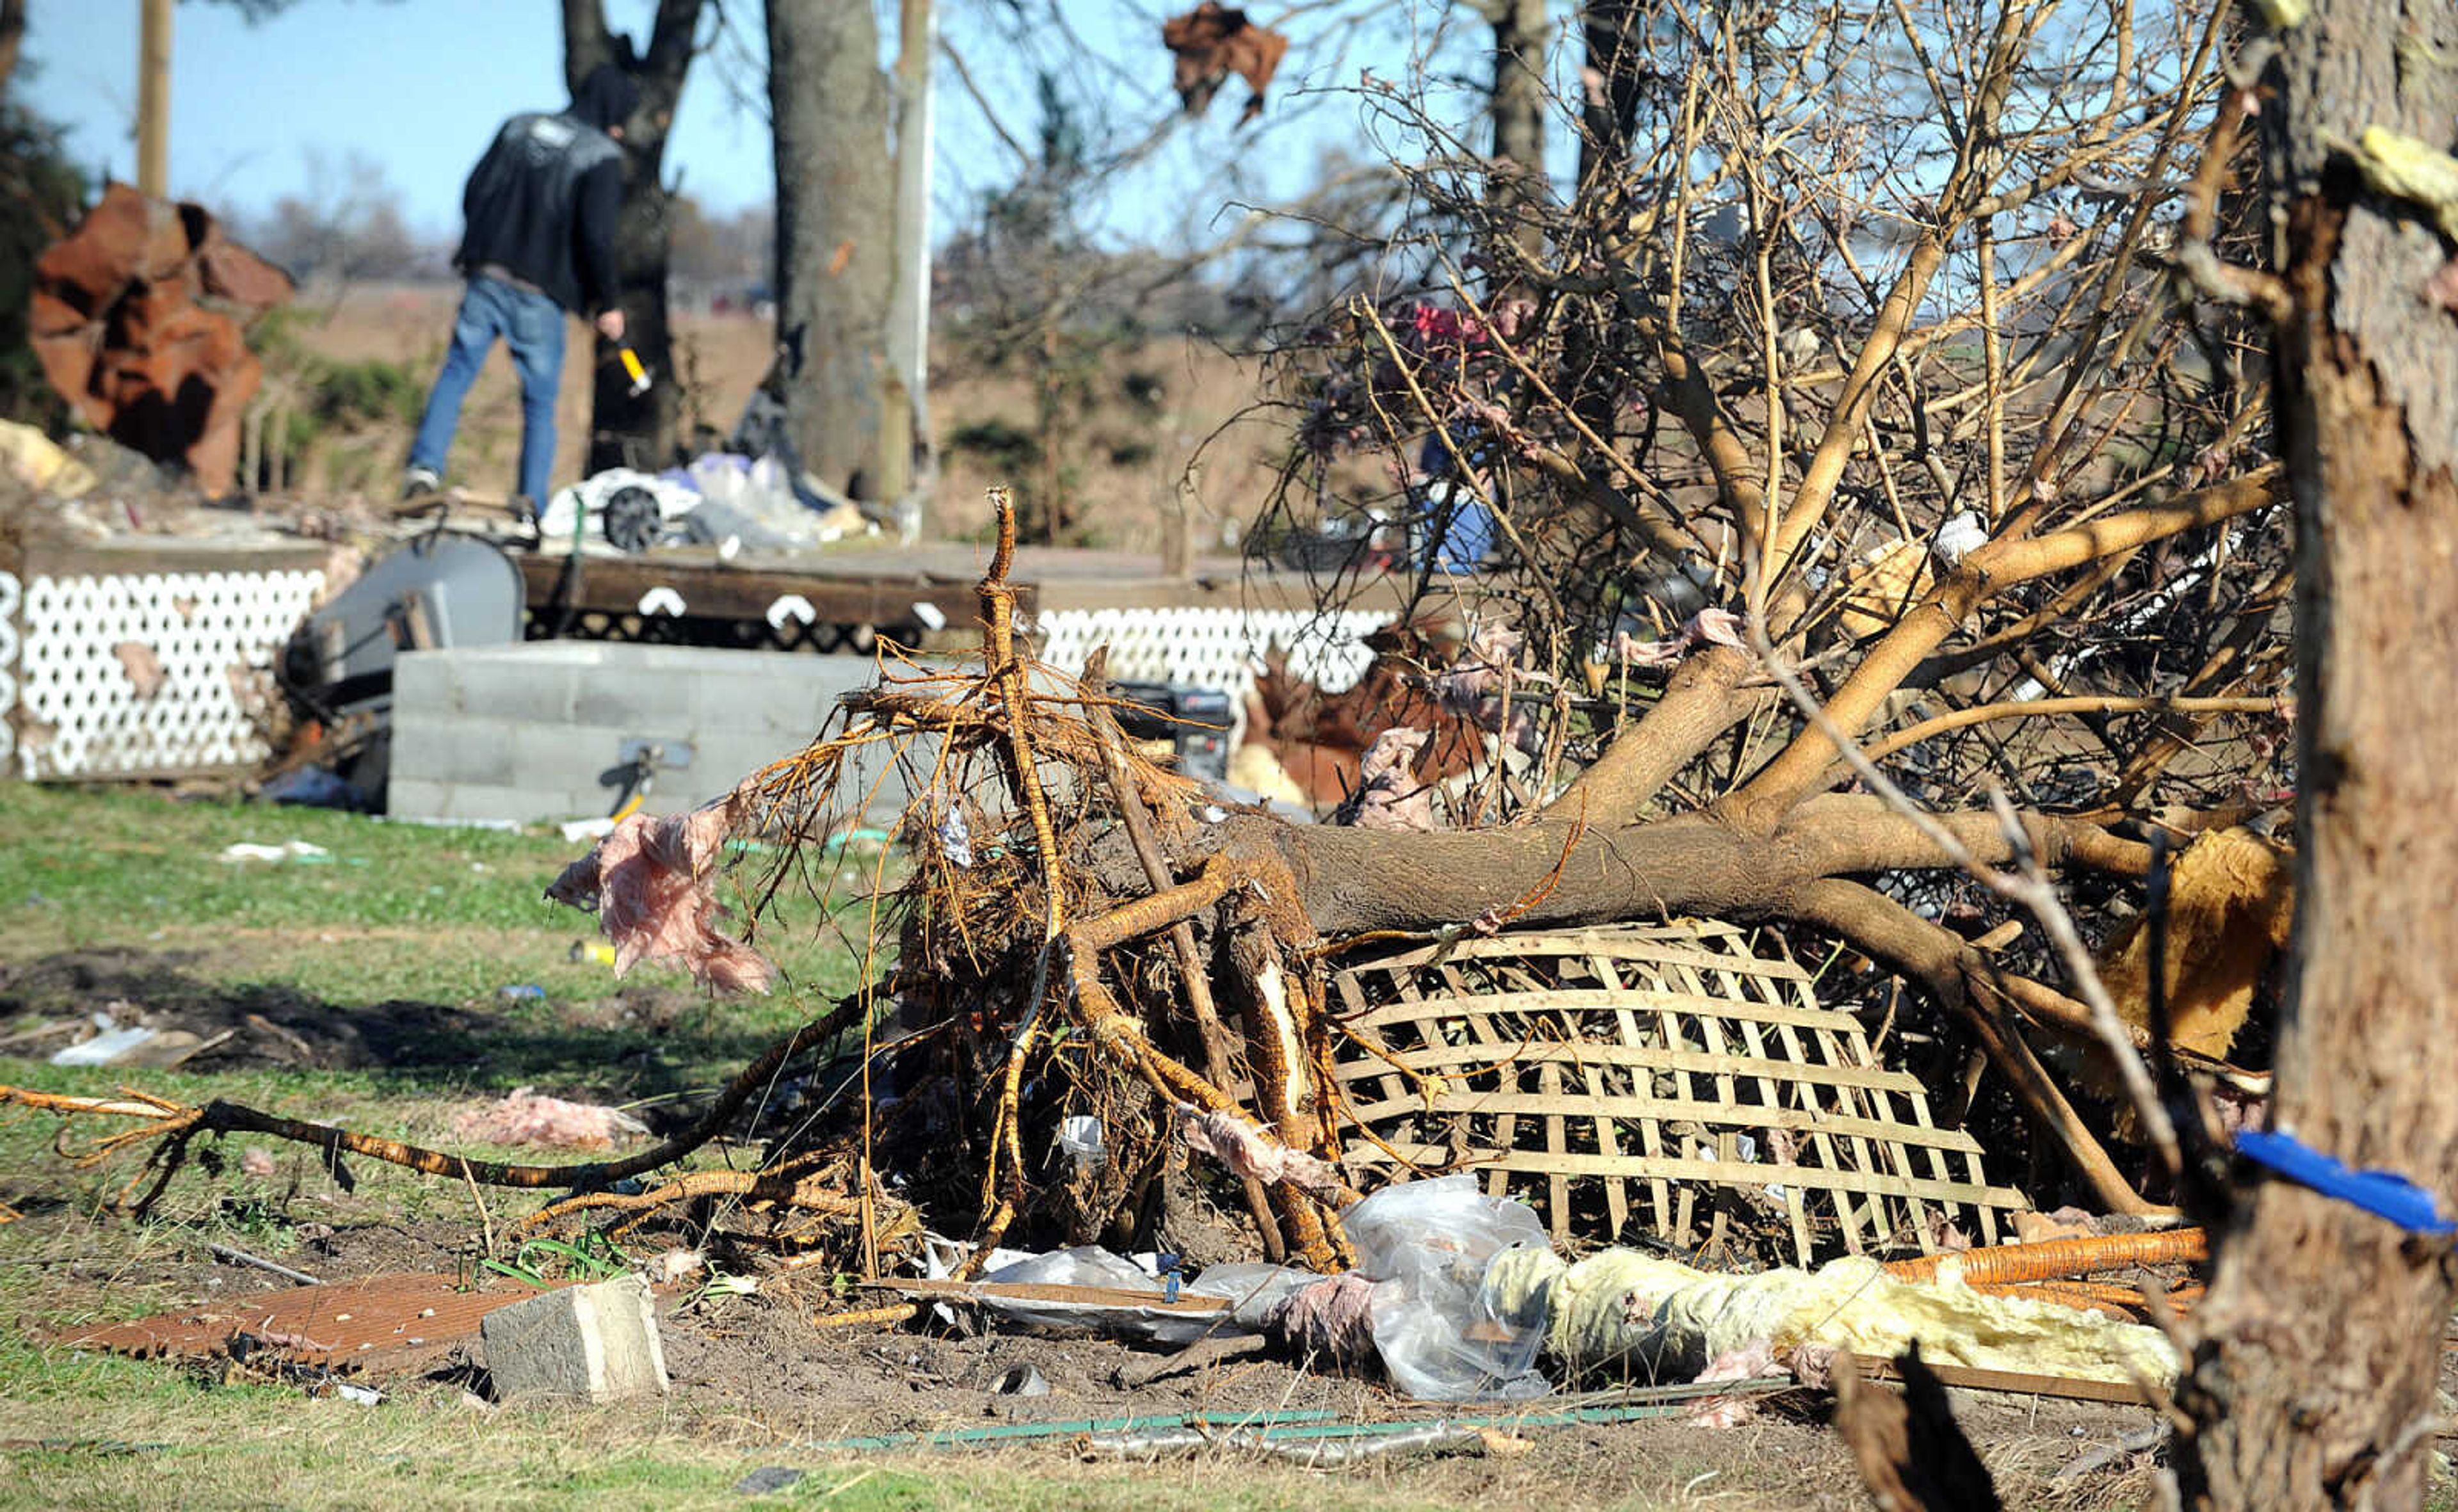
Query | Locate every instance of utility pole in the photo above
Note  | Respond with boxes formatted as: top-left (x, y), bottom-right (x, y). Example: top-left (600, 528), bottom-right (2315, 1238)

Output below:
top-left (136, 0), bottom-right (172, 198)
top-left (880, 0), bottom-right (935, 527)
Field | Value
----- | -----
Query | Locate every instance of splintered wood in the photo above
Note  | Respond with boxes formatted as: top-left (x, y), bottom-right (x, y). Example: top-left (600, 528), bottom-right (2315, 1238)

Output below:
top-left (1326, 921), bottom-right (2028, 1263)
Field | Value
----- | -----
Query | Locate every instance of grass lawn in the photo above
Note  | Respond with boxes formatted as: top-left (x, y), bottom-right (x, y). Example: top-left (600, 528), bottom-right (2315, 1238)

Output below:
top-left (0, 787), bottom-right (2169, 1511)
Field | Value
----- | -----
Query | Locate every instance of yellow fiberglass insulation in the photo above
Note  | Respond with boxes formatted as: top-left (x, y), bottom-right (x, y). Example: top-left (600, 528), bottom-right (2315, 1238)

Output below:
top-left (1481, 1248), bottom-right (2178, 1387)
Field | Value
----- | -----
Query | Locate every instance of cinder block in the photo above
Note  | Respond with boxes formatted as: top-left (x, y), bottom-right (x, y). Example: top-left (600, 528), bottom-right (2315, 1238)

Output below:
top-left (691, 670), bottom-right (796, 734)
top-left (572, 672), bottom-right (688, 730)
top-left (385, 775), bottom-right (451, 819)
top-left (392, 714), bottom-right (517, 785)
top-left (449, 655), bottom-right (581, 725)
top-left (513, 721), bottom-right (642, 787)
top-left (481, 1275), bottom-right (669, 1404)
top-left (428, 781), bottom-right (600, 826)
top-left (391, 654), bottom-right (459, 714)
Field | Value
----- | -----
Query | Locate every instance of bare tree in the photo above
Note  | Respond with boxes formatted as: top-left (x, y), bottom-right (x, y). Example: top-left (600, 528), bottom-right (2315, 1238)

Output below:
top-left (564, 0), bottom-right (705, 474)
top-left (2171, 0), bottom-right (2458, 1505)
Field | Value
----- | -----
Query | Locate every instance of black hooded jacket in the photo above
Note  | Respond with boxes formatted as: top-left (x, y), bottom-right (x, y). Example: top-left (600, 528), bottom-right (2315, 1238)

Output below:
top-left (454, 65), bottom-right (638, 315)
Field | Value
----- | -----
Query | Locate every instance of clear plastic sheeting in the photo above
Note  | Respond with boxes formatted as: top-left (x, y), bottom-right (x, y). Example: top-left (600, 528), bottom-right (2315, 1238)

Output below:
top-left (958, 1247), bottom-right (1308, 1346)
top-left (985, 1246), bottom-right (1157, 1292)
top-left (1343, 1175), bottom-right (1555, 1401)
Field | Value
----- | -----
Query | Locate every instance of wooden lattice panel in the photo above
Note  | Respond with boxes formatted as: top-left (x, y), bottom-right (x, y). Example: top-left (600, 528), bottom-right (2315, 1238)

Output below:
top-left (1328, 921), bottom-right (2027, 1264)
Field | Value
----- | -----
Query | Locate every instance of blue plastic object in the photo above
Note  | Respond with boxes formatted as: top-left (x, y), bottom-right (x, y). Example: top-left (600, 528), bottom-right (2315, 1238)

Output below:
top-left (2234, 1129), bottom-right (2457, 1237)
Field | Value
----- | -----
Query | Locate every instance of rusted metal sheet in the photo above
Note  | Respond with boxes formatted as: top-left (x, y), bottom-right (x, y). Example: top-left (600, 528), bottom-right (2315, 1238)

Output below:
top-left (59, 1271), bottom-right (564, 1375)
top-left (28, 182), bottom-right (293, 499)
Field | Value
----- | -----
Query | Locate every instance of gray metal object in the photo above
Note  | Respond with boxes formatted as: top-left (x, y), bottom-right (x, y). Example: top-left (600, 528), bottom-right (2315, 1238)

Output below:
top-left (617, 736), bottom-right (694, 770)
top-left (293, 533), bottom-right (524, 709)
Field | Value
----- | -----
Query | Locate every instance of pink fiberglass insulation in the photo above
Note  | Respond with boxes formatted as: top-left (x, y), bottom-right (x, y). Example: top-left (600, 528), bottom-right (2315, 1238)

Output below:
top-left (546, 794), bottom-right (776, 995)
top-left (1178, 1106), bottom-right (1346, 1197)
top-left (1264, 1273), bottom-right (1379, 1371)
top-left (451, 1086), bottom-right (651, 1150)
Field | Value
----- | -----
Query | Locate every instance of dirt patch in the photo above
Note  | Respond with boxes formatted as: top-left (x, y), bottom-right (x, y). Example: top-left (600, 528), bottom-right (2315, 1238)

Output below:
top-left (0, 948), bottom-right (503, 1072)
top-left (0, 1194), bottom-right (2166, 1509)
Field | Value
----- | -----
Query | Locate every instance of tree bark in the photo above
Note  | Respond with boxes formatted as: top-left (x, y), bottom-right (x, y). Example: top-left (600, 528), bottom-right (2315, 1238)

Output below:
top-left (2174, 2), bottom-right (2458, 1506)
top-left (1576, 0), bottom-right (1644, 192)
top-left (1488, 0), bottom-right (1548, 177)
top-left (1245, 800), bottom-right (2142, 938)
top-left (767, 0), bottom-right (896, 501)
top-left (1470, 0), bottom-right (1548, 266)
top-left (564, 0), bottom-right (702, 476)
top-left (0, 0), bottom-right (27, 103)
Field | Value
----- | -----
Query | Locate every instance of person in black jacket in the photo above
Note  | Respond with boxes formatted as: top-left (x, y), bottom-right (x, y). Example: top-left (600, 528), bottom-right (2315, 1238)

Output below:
top-left (403, 65), bottom-right (638, 514)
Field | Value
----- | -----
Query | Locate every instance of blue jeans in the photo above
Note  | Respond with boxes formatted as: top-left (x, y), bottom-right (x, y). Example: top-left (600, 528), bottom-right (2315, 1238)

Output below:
top-left (408, 275), bottom-right (566, 506)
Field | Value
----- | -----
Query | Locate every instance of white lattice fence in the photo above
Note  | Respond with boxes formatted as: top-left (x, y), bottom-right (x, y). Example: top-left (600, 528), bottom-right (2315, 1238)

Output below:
top-left (0, 571), bottom-right (19, 769)
top-left (8, 567), bottom-right (324, 779)
top-left (1032, 607), bottom-right (1395, 741)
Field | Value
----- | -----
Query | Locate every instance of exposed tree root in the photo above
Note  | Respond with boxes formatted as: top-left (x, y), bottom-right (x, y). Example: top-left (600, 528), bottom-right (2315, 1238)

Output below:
top-left (0, 977), bottom-right (890, 1218)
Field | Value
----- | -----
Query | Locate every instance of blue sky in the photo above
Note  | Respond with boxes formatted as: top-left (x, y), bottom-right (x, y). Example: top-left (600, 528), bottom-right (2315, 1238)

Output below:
top-left (16, 1), bottom-right (1444, 251)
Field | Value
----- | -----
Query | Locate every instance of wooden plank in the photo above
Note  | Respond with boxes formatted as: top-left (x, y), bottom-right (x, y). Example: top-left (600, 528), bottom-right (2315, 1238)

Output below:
top-left (1328, 1088), bottom-right (2003, 1205)
top-left (516, 552), bottom-right (1013, 630)
top-left (1539, 1060), bottom-right (1570, 1243)
top-left (1338, 1145), bottom-right (2027, 1210)
top-left (1340, 988), bottom-right (1865, 1039)
top-left (13, 536), bottom-right (332, 579)
top-left (1344, 1034), bottom-right (1938, 1099)
top-left (1591, 955), bottom-right (1665, 1241)
top-left (1350, 935), bottom-right (1813, 983)
top-left (1857, 1358), bottom-right (2151, 1406)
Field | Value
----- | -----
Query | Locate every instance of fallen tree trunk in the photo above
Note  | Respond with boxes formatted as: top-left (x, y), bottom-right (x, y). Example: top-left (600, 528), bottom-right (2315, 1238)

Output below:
top-left (1239, 803), bottom-right (2145, 938)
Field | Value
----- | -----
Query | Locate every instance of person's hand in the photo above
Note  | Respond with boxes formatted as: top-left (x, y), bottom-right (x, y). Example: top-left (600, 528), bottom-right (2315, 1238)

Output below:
top-left (597, 309), bottom-right (627, 342)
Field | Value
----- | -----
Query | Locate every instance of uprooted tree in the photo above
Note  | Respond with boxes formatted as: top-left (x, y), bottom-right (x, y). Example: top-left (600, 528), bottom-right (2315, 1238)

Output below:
top-left (8, 0), bottom-right (2405, 1463)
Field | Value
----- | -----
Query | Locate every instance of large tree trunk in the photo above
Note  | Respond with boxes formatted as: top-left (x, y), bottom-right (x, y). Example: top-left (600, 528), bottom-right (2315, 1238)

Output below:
top-left (565, 0), bottom-right (702, 476)
top-left (2174, 2), bottom-right (2458, 1506)
top-left (1482, 0), bottom-right (1549, 257)
top-left (767, 0), bottom-right (895, 501)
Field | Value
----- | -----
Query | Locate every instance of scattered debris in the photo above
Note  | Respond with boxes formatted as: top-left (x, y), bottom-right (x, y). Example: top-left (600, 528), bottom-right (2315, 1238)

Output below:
top-left (112, 640), bottom-right (166, 699)
top-left (205, 1241), bottom-right (323, 1287)
top-left (1160, 2), bottom-right (1290, 124)
top-left (218, 840), bottom-right (332, 865)
top-left (1177, 1106), bottom-right (1347, 1198)
top-left (0, 419), bottom-right (99, 498)
top-left (734, 1467), bottom-right (805, 1495)
top-left (450, 1088), bottom-right (651, 1151)
top-left (49, 1017), bottom-right (161, 1066)
top-left (991, 1362), bottom-right (1051, 1397)
top-left (545, 793), bottom-right (776, 993)
top-left (29, 182), bottom-right (294, 497)
top-left (2094, 826), bottom-right (2292, 1064)
top-left (1057, 1114), bottom-right (1107, 1174)
top-left (479, 1275), bottom-right (670, 1404)
top-left (62, 1271), bottom-right (558, 1376)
